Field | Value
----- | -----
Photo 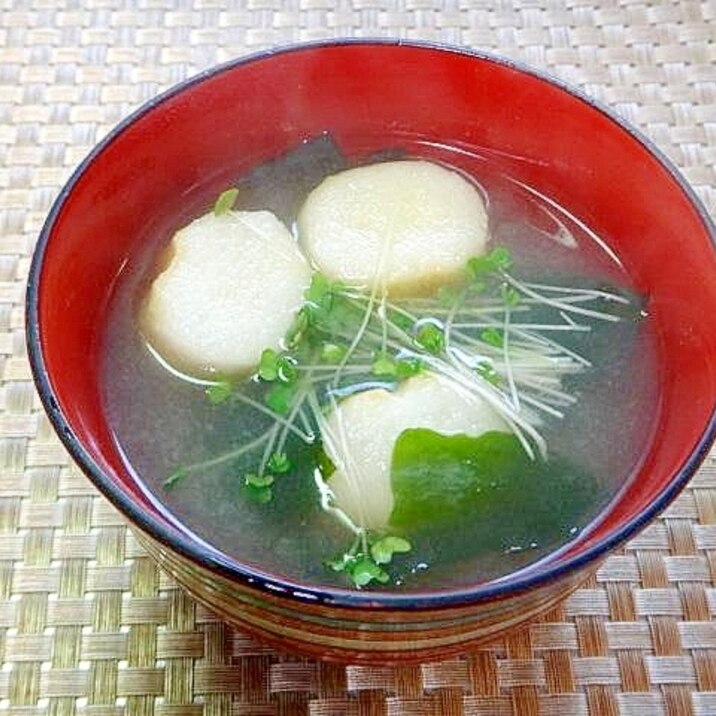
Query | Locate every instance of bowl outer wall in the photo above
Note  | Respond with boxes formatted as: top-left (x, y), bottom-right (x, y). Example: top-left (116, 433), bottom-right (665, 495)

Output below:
top-left (132, 522), bottom-right (593, 663)
top-left (26, 40), bottom-right (716, 610)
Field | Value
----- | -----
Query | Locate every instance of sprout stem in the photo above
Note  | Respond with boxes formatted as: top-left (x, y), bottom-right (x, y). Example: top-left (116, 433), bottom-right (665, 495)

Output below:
top-left (502, 305), bottom-right (519, 411)
top-left (276, 387), bottom-right (310, 456)
top-left (259, 424), bottom-right (280, 476)
top-left (520, 394), bottom-right (565, 419)
top-left (182, 429), bottom-right (274, 473)
top-left (232, 392), bottom-right (313, 442)
top-left (333, 288), bottom-right (379, 388)
top-left (453, 322), bottom-right (591, 332)
top-left (522, 280), bottom-right (630, 304)
top-left (501, 272), bottom-right (622, 322)
top-left (306, 390), bottom-right (366, 531)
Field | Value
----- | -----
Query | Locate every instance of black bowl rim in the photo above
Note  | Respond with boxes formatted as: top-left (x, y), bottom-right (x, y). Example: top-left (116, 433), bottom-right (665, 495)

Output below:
top-left (26, 38), bottom-right (716, 611)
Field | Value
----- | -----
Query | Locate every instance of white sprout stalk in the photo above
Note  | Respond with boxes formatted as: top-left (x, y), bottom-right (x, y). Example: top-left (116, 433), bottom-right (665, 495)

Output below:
top-left (325, 389), bottom-right (371, 529)
top-left (297, 365), bottom-right (373, 374)
top-left (522, 280), bottom-right (630, 304)
top-left (332, 286), bottom-right (379, 388)
top-left (258, 424), bottom-right (281, 475)
top-left (379, 270), bottom-right (389, 355)
top-left (502, 304), bottom-right (520, 411)
top-left (275, 387), bottom-right (311, 456)
top-left (518, 377), bottom-right (578, 406)
top-left (520, 394), bottom-right (565, 419)
top-left (416, 304), bottom-right (531, 316)
top-left (559, 310), bottom-right (578, 327)
top-left (182, 429), bottom-right (274, 473)
top-left (313, 469), bottom-right (361, 535)
top-left (298, 406), bottom-right (314, 437)
top-left (333, 232), bottom-right (393, 387)
top-left (232, 392), bottom-right (314, 443)
top-left (453, 322), bottom-right (591, 332)
top-left (443, 289), bottom-right (465, 356)
top-left (305, 390), bottom-right (363, 534)
top-left (506, 324), bottom-right (592, 367)
top-left (500, 415), bottom-right (537, 461)
top-left (501, 272), bottom-right (622, 322)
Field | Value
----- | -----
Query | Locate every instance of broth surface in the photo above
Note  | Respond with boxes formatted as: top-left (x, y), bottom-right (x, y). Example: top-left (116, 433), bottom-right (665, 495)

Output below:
top-left (102, 139), bottom-right (659, 591)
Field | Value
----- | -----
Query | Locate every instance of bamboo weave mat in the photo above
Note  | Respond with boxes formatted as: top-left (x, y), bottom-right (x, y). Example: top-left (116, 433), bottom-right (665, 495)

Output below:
top-left (2, 1), bottom-right (716, 714)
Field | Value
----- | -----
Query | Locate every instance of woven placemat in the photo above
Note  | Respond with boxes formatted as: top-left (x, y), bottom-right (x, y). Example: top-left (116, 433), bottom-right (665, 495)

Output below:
top-left (2, 1), bottom-right (716, 714)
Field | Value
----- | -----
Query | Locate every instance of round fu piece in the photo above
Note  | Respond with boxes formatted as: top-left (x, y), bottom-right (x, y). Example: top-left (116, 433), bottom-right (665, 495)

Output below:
top-left (142, 210), bottom-right (311, 378)
top-left (323, 373), bottom-right (509, 530)
top-left (298, 160), bottom-right (489, 296)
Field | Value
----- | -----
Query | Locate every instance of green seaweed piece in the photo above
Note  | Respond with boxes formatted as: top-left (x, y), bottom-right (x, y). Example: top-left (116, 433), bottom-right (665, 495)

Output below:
top-left (390, 429), bottom-right (597, 552)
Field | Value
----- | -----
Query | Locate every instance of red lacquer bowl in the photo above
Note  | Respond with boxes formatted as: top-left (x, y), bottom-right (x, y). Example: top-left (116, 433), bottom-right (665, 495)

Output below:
top-left (27, 41), bottom-right (716, 663)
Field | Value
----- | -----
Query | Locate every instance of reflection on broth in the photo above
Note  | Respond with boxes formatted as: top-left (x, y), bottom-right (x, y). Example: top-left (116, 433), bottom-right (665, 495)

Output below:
top-left (102, 136), bottom-right (658, 592)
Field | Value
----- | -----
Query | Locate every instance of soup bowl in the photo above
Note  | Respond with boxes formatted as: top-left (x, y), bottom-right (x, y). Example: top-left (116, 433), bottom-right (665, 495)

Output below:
top-left (27, 41), bottom-right (716, 663)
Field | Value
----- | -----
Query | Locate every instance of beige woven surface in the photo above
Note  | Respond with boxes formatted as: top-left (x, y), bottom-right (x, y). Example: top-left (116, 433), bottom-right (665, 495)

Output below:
top-left (2, 1), bottom-right (716, 714)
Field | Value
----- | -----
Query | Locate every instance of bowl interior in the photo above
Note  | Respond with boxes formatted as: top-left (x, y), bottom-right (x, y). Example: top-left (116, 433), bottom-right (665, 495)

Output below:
top-left (29, 42), bottom-right (716, 604)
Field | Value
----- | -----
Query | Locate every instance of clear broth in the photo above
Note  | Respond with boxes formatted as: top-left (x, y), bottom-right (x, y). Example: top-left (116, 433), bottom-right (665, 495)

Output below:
top-left (102, 139), bottom-right (659, 591)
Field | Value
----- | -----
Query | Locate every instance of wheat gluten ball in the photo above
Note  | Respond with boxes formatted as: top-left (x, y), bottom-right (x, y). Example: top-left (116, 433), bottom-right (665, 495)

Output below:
top-left (298, 160), bottom-right (489, 296)
top-left (142, 210), bottom-right (311, 377)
